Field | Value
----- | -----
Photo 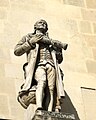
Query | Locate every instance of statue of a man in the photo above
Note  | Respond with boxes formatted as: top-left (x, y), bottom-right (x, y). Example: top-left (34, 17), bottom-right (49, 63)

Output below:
top-left (14, 19), bottom-right (68, 112)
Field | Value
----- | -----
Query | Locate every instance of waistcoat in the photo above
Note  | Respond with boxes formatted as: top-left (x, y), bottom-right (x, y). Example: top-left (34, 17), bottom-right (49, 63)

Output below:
top-left (37, 42), bottom-right (54, 66)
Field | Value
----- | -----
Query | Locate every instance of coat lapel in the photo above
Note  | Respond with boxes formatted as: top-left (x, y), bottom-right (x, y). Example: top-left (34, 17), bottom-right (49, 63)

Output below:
top-left (21, 44), bottom-right (39, 91)
top-left (51, 50), bottom-right (65, 99)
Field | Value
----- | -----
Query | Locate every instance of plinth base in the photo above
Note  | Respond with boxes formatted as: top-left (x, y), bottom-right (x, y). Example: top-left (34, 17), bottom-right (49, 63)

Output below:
top-left (32, 110), bottom-right (75, 120)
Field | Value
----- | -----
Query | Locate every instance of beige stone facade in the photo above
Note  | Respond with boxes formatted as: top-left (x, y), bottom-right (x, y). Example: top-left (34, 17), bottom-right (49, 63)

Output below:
top-left (0, 0), bottom-right (96, 120)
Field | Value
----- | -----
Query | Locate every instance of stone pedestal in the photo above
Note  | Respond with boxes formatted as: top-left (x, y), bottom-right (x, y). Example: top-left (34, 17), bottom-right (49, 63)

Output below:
top-left (32, 110), bottom-right (75, 120)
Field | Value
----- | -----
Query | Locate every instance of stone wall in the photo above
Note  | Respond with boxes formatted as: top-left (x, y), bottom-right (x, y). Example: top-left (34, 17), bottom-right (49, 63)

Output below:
top-left (0, 0), bottom-right (96, 120)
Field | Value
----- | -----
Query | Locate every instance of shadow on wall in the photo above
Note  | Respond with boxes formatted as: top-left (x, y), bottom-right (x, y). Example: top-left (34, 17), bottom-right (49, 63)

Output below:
top-left (61, 91), bottom-right (80, 120)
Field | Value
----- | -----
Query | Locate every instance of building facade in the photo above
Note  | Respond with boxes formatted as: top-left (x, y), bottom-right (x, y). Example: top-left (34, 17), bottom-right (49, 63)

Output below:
top-left (0, 0), bottom-right (96, 120)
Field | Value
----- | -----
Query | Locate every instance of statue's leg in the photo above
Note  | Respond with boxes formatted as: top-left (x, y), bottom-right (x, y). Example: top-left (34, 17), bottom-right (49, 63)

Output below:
top-left (46, 64), bottom-right (56, 111)
top-left (34, 66), bottom-right (46, 109)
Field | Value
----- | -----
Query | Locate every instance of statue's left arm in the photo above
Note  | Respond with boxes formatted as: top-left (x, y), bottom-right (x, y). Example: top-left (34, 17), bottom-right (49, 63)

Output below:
top-left (56, 48), bottom-right (63, 64)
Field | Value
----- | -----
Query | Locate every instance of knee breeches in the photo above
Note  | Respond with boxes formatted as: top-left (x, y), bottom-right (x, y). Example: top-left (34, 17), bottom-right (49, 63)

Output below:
top-left (34, 64), bottom-right (56, 92)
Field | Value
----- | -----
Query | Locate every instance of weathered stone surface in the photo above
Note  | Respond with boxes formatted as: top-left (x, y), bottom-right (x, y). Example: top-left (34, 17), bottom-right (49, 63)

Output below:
top-left (9, 96), bottom-right (25, 120)
top-left (61, 19), bottom-right (78, 37)
top-left (45, 2), bottom-right (82, 19)
top-left (86, 60), bottom-right (96, 74)
top-left (83, 35), bottom-right (96, 47)
top-left (62, 5), bottom-right (82, 19)
top-left (0, 95), bottom-right (9, 118)
top-left (79, 21), bottom-right (92, 33)
top-left (4, 63), bottom-right (23, 79)
top-left (82, 46), bottom-right (93, 60)
top-left (8, 9), bottom-right (38, 24)
top-left (0, 22), bottom-right (21, 49)
top-left (0, 20), bottom-right (4, 33)
top-left (0, 77), bottom-right (16, 95)
top-left (64, 34), bottom-right (93, 61)
top-left (10, 0), bottom-right (44, 6)
top-left (93, 23), bottom-right (96, 34)
top-left (0, 0), bottom-right (9, 7)
top-left (81, 88), bottom-right (96, 120)
top-left (63, 0), bottom-right (85, 7)
top-left (85, 0), bottom-right (96, 9)
top-left (8, 2), bottom-right (45, 25)
top-left (10, 0), bottom-right (45, 12)
top-left (0, 63), bottom-right (5, 77)
top-left (0, 8), bottom-right (7, 19)
top-left (0, 34), bottom-right (20, 49)
top-left (65, 72), bottom-right (96, 89)
top-left (0, 48), bottom-right (10, 60)
top-left (81, 9), bottom-right (96, 21)
top-left (64, 60), bottom-right (87, 73)
top-left (92, 48), bottom-right (96, 60)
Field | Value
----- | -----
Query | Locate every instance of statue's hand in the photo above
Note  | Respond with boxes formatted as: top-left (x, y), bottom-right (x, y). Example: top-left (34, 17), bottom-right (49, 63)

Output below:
top-left (29, 34), bottom-right (43, 44)
top-left (51, 40), bottom-right (68, 50)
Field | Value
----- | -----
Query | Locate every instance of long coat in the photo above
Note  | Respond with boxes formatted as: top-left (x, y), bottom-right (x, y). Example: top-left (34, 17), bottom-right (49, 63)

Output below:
top-left (14, 33), bottom-right (65, 99)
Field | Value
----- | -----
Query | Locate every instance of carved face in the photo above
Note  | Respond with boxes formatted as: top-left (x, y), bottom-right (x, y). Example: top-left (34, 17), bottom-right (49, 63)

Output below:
top-left (34, 19), bottom-right (48, 32)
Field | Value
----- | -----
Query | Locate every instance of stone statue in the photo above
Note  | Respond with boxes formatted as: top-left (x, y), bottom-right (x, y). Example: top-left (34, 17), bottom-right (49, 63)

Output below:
top-left (14, 19), bottom-right (68, 113)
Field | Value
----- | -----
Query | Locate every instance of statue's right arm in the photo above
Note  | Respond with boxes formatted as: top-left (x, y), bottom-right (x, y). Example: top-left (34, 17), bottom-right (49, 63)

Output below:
top-left (14, 35), bottom-right (36, 56)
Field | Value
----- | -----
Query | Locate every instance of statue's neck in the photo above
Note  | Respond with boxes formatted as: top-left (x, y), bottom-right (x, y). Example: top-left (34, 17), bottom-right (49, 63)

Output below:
top-left (36, 30), bottom-right (46, 35)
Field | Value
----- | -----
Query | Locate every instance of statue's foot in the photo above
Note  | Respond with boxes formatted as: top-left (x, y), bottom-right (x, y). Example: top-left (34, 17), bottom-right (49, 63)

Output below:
top-left (55, 108), bottom-right (60, 112)
top-left (36, 107), bottom-right (43, 111)
top-left (55, 106), bottom-right (61, 112)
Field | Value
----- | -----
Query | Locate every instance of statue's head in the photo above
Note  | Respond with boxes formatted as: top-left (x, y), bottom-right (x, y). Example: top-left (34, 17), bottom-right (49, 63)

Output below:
top-left (34, 19), bottom-right (48, 33)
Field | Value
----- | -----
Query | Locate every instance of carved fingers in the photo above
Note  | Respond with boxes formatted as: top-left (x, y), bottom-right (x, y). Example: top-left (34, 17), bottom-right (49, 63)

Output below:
top-left (29, 34), bottom-right (43, 44)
